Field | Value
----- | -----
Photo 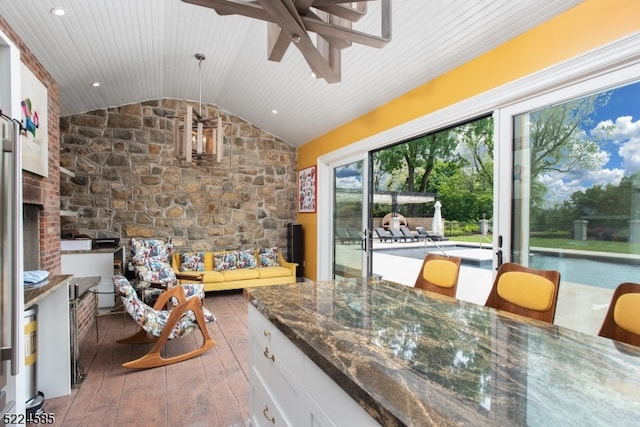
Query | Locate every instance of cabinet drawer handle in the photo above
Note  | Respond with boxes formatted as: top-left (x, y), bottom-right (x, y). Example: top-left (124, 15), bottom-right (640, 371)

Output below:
top-left (263, 404), bottom-right (276, 424)
top-left (263, 347), bottom-right (275, 362)
top-left (263, 329), bottom-right (271, 337)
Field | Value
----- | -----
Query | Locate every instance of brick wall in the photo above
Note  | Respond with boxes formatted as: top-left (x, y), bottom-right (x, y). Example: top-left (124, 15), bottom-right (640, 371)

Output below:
top-left (1, 17), bottom-right (62, 275)
top-left (75, 292), bottom-right (96, 341)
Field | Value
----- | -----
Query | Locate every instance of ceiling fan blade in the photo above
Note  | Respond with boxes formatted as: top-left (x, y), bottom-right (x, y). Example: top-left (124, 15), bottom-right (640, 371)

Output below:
top-left (305, 9), bottom-right (351, 50)
top-left (267, 23), bottom-right (291, 62)
top-left (258, 0), bottom-right (341, 82)
top-left (183, 0), bottom-right (389, 84)
top-left (305, 18), bottom-right (388, 48)
top-left (257, 0), bottom-right (305, 29)
top-left (181, 0), bottom-right (270, 21)
top-left (304, 0), bottom-right (390, 48)
top-left (311, 0), bottom-right (375, 5)
top-left (314, 2), bottom-right (367, 22)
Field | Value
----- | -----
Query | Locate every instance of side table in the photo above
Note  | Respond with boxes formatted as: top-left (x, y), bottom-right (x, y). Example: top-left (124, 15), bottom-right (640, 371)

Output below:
top-left (88, 283), bottom-right (126, 343)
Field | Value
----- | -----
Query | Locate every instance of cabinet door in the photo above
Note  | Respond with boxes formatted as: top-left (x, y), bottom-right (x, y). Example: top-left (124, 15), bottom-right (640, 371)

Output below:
top-left (249, 306), bottom-right (304, 426)
top-left (250, 369), bottom-right (292, 427)
top-left (304, 356), bottom-right (379, 426)
top-left (305, 390), bottom-right (337, 427)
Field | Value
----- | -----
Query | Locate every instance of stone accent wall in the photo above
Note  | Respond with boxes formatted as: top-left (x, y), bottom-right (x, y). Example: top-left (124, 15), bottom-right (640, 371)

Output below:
top-left (59, 98), bottom-right (298, 258)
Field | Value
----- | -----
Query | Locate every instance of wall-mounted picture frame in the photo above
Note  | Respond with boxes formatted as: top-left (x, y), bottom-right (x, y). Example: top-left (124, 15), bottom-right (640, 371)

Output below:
top-left (20, 62), bottom-right (48, 177)
top-left (298, 165), bottom-right (316, 213)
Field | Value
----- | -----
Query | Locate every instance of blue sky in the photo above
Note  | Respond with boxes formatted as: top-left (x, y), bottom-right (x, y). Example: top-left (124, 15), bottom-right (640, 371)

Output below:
top-left (541, 80), bottom-right (640, 204)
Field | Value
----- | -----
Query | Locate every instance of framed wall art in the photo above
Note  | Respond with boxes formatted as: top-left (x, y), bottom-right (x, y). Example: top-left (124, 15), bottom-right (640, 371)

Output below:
top-left (20, 62), bottom-right (48, 177)
top-left (298, 165), bottom-right (316, 213)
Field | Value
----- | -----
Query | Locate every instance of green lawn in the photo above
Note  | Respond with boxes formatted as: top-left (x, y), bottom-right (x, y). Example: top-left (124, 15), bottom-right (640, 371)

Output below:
top-left (451, 235), bottom-right (640, 255)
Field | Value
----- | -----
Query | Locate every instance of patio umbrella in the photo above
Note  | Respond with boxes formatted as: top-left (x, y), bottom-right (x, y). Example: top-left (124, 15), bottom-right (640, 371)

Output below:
top-left (432, 201), bottom-right (444, 236)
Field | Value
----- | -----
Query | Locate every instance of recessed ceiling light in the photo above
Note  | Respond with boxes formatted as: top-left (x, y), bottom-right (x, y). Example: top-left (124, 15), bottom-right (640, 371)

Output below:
top-left (92, 82), bottom-right (100, 87)
top-left (271, 109), bottom-right (278, 115)
top-left (50, 7), bottom-right (66, 16)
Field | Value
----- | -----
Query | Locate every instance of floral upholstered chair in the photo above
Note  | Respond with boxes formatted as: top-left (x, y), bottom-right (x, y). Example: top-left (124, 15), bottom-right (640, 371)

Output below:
top-left (130, 238), bottom-right (177, 305)
top-left (113, 274), bottom-right (216, 369)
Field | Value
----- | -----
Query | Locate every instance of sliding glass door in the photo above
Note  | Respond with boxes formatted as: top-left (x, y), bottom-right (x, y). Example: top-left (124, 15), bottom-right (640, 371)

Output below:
top-left (333, 159), bottom-right (370, 279)
top-left (496, 63), bottom-right (640, 330)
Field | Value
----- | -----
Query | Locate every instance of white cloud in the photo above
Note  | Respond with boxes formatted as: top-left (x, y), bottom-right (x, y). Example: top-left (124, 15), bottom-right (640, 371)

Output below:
top-left (336, 176), bottom-right (362, 190)
top-left (619, 138), bottom-right (640, 173)
top-left (539, 174), bottom-right (585, 205)
top-left (583, 167), bottom-right (625, 185)
top-left (592, 116), bottom-right (640, 173)
top-left (592, 116), bottom-right (640, 140)
top-left (538, 167), bottom-right (624, 205)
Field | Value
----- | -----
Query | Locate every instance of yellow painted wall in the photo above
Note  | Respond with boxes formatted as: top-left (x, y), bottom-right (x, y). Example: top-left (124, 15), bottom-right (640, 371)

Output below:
top-left (297, 0), bottom-right (640, 280)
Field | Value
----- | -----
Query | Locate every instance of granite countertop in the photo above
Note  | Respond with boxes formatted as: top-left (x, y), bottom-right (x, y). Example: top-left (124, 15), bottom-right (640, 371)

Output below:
top-left (25, 274), bottom-right (72, 307)
top-left (244, 278), bottom-right (640, 427)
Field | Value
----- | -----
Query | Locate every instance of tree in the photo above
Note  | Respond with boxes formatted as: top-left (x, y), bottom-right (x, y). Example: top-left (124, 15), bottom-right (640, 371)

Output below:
top-left (373, 118), bottom-right (495, 220)
top-left (527, 93), bottom-right (613, 233)
top-left (374, 131), bottom-right (458, 193)
top-left (528, 93), bottom-right (610, 205)
top-left (454, 117), bottom-right (494, 188)
top-left (432, 161), bottom-right (493, 222)
top-left (374, 129), bottom-right (459, 216)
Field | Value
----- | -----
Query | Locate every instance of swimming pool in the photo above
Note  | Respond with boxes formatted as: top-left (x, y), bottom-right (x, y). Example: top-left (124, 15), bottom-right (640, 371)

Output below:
top-left (376, 245), bottom-right (493, 268)
top-left (376, 245), bottom-right (640, 290)
top-left (527, 253), bottom-right (640, 290)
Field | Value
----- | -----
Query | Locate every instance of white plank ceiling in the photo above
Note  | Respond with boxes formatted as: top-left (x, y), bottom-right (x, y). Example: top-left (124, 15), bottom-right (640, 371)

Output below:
top-left (1, 0), bottom-right (582, 146)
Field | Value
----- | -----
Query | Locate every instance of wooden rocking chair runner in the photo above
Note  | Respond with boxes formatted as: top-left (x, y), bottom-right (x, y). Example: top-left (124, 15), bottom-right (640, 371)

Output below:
top-left (112, 275), bottom-right (216, 369)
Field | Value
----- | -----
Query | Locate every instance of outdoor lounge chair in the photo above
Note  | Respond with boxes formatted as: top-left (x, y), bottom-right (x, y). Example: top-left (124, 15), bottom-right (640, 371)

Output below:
top-left (389, 228), bottom-right (408, 242)
top-left (400, 227), bottom-right (419, 242)
top-left (336, 228), bottom-right (355, 244)
top-left (347, 228), bottom-right (362, 243)
top-left (416, 226), bottom-right (442, 241)
top-left (375, 227), bottom-right (394, 242)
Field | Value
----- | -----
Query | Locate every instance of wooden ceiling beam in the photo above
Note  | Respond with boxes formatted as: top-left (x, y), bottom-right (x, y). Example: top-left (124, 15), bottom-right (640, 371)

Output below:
top-left (181, 0), bottom-right (391, 83)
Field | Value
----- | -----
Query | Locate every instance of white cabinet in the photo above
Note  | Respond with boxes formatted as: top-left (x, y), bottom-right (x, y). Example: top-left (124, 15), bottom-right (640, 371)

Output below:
top-left (61, 247), bottom-right (124, 308)
top-left (248, 305), bottom-right (378, 427)
top-left (249, 303), bottom-right (304, 427)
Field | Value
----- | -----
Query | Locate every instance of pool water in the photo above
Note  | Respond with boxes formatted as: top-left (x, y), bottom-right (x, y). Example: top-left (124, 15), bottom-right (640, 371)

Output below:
top-left (376, 246), bottom-right (492, 268)
top-left (376, 246), bottom-right (640, 290)
top-left (528, 254), bottom-right (640, 290)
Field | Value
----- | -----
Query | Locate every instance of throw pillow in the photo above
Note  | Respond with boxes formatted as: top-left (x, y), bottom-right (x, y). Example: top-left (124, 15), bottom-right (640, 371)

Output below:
top-left (236, 249), bottom-right (258, 269)
top-left (259, 247), bottom-right (279, 267)
top-left (180, 252), bottom-right (205, 272)
top-left (214, 252), bottom-right (238, 271)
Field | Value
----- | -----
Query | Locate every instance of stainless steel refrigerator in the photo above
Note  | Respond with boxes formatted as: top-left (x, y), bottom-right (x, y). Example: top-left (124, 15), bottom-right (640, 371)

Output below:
top-left (1, 114), bottom-right (23, 417)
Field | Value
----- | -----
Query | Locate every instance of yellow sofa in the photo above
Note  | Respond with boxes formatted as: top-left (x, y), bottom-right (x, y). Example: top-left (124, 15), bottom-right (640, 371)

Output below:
top-left (171, 248), bottom-right (297, 292)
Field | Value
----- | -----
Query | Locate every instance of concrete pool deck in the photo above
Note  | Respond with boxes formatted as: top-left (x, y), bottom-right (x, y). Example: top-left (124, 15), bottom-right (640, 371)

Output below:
top-left (337, 239), bottom-right (615, 337)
